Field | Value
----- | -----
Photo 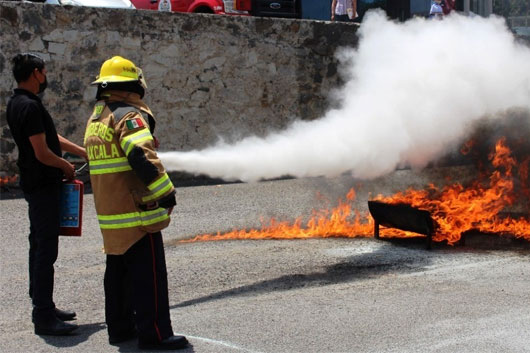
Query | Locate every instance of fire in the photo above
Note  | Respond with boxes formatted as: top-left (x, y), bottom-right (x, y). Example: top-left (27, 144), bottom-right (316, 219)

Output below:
top-left (184, 189), bottom-right (374, 242)
top-left (374, 138), bottom-right (530, 244)
top-left (0, 175), bottom-right (18, 187)
top-left (185, 139), bottom-right (529, 244)
top-left (520, 156), bottom-right (530, 200)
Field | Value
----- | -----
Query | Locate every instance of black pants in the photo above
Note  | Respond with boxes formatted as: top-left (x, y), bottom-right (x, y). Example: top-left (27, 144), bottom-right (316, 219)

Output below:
top-left (104, 232), bottom-right (174, 344)
top-left (334, 14), bottom-right (352, 22)
top-left (24, 182), bottom-right (61, 323)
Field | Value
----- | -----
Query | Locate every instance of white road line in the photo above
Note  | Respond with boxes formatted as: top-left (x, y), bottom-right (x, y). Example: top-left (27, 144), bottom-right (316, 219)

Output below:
top-left (175, 333), bottom-right (264, 353)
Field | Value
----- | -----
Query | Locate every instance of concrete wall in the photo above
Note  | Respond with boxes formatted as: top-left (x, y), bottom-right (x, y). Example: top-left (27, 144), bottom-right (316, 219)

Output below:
top-left (0, 2), bottom-right (358, 175)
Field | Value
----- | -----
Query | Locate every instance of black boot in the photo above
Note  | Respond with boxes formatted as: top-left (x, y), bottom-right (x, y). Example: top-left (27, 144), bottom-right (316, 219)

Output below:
top-left (55, 307), bottom-right (76, 321)
top-left (34, 317), bottom-right (78, 336)
top-left (138, 335), bottom-right (189, 350)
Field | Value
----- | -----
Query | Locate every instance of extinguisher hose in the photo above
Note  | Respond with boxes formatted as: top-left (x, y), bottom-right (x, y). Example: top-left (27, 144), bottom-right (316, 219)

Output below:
top-left (76, 163), bottom-right (88, 174)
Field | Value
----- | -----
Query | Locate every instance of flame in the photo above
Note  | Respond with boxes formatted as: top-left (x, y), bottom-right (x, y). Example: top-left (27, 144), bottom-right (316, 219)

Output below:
top-left (185, 139), bottom-right (529, 244)
top-left (375, 138), bottom-right (530, 244)
top-left (460, 139), bottom-right (475, 155)
top-left (184, 188), bottom-right (374, 242)
top-left (0, 175), bottom-right (18, 187)
top-left (520, 156), bottom-right (530, 200)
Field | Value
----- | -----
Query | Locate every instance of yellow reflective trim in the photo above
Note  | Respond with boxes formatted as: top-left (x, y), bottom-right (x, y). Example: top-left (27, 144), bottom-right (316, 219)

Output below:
top-left (99, 220), bottom-right (141, 229)
top-left (90, 157), bottom-right (128, 165)
top-left (124, 136), bottom-right (152, 156)
top-left (120, 128), bottom-right (153, 156)
top-left (141, 174), bottom-right (173, 202)
top-left (142, 213), bottom-right (169, 226)
top-left (147, 173), bottom-right (170, 191)
top-left (90, 165), bottom-right (132, 175)
top-left (120, 128), bottom-right (150, 147)
top-left (94, 105), bottom-right (104, 115)
top-left (142, 184), bottom-right (172, 202)
top-left (120, 70), bottom-right (138, 79)
top-left (144, 182), bottom-right (173, 201)
top-left (97, 208), bottom-right (169, 230)
top-left (100, 222), bottom-right (140, 229)
top-left (88, 156), bottom-right (132, 175)
top-left (142, 194), bottom-right (157, 203)
top-left (98, 211), bottom-right (138, 221)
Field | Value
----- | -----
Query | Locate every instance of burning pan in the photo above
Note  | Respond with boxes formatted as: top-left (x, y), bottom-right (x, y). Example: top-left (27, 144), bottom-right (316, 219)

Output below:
top-left (368, 201), bottom-right (435, 249)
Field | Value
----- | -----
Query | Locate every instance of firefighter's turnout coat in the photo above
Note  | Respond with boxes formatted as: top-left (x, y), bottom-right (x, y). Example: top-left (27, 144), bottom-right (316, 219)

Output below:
top-left (84, 91), bottom-right (175, 255)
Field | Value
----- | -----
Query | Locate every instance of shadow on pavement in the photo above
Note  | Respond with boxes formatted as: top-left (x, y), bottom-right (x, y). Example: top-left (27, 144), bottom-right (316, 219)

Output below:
top-left (172, 240), bottom-right (433, 309)
top-left (172, 233), bottom-right (530, 310)
top-left (39, 322), bottom-right (197, 352)
top-left (39, 322), bottom-right (106, 347)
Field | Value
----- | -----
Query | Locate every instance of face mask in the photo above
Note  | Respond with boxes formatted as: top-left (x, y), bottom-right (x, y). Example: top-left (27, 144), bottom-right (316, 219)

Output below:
top-left (38, 76), bottom-right (48, 94)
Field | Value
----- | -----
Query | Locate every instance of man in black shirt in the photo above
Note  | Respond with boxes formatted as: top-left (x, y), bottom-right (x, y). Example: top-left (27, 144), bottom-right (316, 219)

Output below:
top-left (6, 53), bottom-right (87, 336)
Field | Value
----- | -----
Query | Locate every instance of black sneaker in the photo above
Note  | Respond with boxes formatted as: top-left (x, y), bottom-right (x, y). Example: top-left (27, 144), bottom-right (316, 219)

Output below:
top-left (34, 317), bottom-right (78, 336)
top-left (138, 335), bottom-right (189, 350)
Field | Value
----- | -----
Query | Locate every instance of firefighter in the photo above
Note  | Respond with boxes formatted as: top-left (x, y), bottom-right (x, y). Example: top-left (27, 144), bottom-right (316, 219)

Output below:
top-left (84, 56), bottom-right (188, 350)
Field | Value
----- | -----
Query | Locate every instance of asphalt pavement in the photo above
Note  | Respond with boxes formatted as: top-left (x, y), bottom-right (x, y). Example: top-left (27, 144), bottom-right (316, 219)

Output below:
top-left (1, 171), bottom-right (529, 353)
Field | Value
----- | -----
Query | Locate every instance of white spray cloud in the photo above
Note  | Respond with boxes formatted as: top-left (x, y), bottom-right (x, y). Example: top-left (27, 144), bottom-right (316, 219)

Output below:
top-left (159, 11), bottom-right (530, 182)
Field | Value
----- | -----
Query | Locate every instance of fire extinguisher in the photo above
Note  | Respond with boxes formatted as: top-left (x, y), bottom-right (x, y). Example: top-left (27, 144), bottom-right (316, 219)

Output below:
top-left (59, 163), bottom-right (87, 236)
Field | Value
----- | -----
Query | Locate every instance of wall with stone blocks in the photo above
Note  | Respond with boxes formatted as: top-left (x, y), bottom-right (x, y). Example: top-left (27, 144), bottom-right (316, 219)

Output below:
top-left (0, 2), bottom-right (358, 175)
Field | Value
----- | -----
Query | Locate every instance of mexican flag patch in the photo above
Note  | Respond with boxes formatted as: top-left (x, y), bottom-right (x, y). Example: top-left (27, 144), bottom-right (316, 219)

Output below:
top-left (126, 118), bottom-right (144, 130)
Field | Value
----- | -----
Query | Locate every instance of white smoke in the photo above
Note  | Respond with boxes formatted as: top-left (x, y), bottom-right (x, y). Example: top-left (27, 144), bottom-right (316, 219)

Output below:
top-left (159, 11), bottom-right (530, 182)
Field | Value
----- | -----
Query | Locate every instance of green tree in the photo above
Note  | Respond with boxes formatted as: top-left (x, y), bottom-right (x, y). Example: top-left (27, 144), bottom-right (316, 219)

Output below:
top-left (493, 0), bottom-right (529, 17)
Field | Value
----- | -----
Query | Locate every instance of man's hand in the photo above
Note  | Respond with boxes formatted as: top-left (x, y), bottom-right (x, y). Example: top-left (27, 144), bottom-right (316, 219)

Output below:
top-left (62, 160), bottom-right (75, 180)
top-left (58, 134), bottom-right (87, 160)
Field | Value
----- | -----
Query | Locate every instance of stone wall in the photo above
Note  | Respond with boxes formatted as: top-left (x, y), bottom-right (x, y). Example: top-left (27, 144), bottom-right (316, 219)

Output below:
top-left (0, 2), bottom-right (358, 175)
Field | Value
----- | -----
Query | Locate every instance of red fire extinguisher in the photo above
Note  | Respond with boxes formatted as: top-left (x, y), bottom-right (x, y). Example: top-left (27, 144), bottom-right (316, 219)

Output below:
top-left (59, 164), bottom-right (86, 236)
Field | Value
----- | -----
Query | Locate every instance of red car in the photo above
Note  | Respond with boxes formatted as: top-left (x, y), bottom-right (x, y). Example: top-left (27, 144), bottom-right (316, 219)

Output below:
top-left (131, 0), bottom-right (248, 15)
top-left (131, 0), bottom-right (300, 18)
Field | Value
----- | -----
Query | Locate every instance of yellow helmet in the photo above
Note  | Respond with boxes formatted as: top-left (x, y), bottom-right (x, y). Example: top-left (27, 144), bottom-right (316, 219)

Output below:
top-left (91, 56), bottom-right (146, 88)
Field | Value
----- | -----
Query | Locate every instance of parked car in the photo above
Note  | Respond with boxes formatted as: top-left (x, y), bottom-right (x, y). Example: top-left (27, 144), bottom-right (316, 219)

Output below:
top-left (44, 0), bottom-right (135, 9)
top-left (131, 0), bottom-right (300, 18)
top-left (235, 0), bottom-right (300, 18)
top-left (131, 0), bottom-right (247, 14)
